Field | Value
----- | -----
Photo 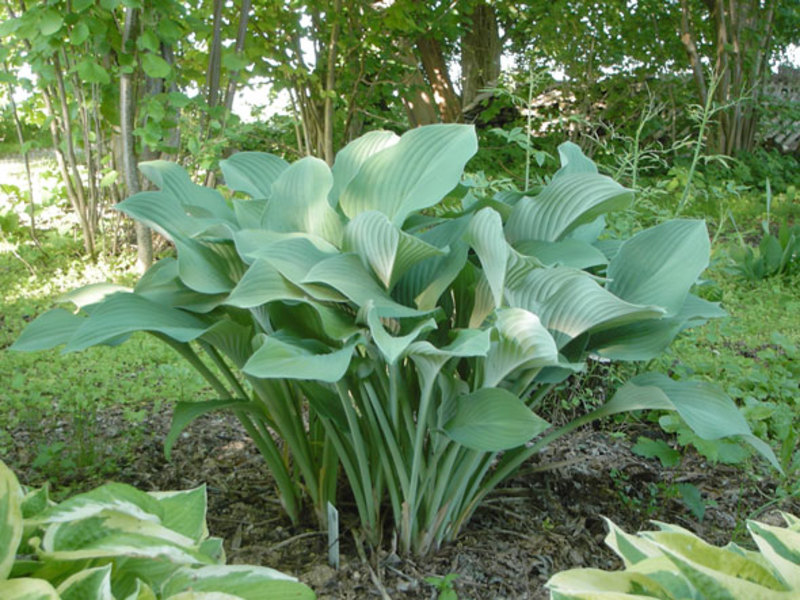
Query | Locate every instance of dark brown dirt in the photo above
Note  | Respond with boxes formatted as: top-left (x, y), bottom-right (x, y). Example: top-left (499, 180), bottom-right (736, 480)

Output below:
top-left (5, 405), bottom-right (797, 600)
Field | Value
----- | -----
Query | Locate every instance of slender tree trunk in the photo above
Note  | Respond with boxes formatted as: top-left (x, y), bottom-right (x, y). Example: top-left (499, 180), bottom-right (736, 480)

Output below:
top-left (322, 0), bottom-right (342, 165)
top-left (222, 0), bottom-right (253, 118)
top-left (679, 0), bottom-right (708, 106)
top-left (3, 61), bottom-right (40, 247)
top-left (399, 48), bottom-right (439, 127)
top-left (460, 1), bottom-right (501, 110)
top-left (121, 6), bottom-right (153, 271)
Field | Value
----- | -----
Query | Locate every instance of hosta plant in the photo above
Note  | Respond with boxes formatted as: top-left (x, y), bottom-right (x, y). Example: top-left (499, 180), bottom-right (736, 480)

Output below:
top-left (12, 124), bottom-right (778, 555)
top-left (0, 459), bottom-right (314, 599)
top-left (547, 513), bottom-right (800, 599)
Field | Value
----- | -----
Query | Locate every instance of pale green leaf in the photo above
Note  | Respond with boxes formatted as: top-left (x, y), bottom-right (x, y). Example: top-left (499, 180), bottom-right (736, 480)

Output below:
top-left (225, 259), bottom-right (305, 308)
top-left (220, 152), bottom-right (289, 200)
top-left (141, 53), bottom-right (171, 78)
top-left (262, 156), bottom-right (342, 244)
top-left (339, 124), bottom-right (478, 226)
top-left (243, 337), bottom-right (356, 382)
top-left (0, 460), bottom-right (23, 579)
top-left (465, 207), bottom-right (508, 308)
top-left (76, 60), bottom-right (110, 85)
top-left (602, 517), bottom-right (662, 567)
top-left (0, 579), bottom-right (60, 600)
top-left (607, 220), bottom-right (710, 316)
top-left (39, 10), bottom-right (63, 35)
top-left (546, 567), bottom-right (668, 598)
top-left (748, 521), bottom-right (800, 589)
top-left (70, 22), bottom-right (89, 45)
top-left (364, 303), bottom-right (436, 364)
top-left (330, 130), bottom-right (399, 205)
top-left (515, 239), bottom-right (607, 269)
top-left (444, 388), bottom-right (550, 451)
top-left (9, 308), bottom-right (84, 351)
top-left (482, 308), bottom-right (560, 387)
top-left (553, 141), bottom-right (598, 177)
top-left (134, 259), bottom-right (227, 314)
top-left (149, 486), bottom-right (209, 543)
top-left (600, 373), bottom-right (780, 471)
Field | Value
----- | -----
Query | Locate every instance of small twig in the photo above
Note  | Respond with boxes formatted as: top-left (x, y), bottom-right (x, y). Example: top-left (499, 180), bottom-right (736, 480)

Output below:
top-left (269, 531), bottom-right (325, 553)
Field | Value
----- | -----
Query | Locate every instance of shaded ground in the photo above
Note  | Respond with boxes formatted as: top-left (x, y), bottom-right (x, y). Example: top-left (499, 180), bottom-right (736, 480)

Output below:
top-left (6, 405), bottom-right (798, 599)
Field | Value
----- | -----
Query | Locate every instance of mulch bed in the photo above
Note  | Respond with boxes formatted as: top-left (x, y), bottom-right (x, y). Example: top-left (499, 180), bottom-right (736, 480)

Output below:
top-left (5, 404), bottom-right (797, 599)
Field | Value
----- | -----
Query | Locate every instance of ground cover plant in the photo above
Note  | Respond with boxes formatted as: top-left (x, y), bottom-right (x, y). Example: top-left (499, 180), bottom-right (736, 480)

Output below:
top-left (0, 458), bottom-right (314, 599)
top-left (547, 512), bottom-right (800, 599)
top-left (11, 124), bottom-right (779, 558)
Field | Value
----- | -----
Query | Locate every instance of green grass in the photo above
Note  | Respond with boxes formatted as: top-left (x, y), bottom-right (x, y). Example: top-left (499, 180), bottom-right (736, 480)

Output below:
top-left (0, 240), bottom-right (213, 489)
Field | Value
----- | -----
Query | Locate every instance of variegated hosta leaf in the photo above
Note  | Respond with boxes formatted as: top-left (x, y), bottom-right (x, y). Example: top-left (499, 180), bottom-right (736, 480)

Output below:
top-left (162, 565), bottom-right (315, 600)
top-left (748, 520), bottom-right (800, 590)
top-left (148, 486), bottom-right (209, 543)
top-left (0, 459), bottom-right (23, 580)
top-left (546, 567), bottom-right (671, 599)
top-left (339, 124), bottom-right (478, 226)
top-left (599, 373), bottom-right (780, 470)
top-left (444, 387), bottom-right (550, 451)
top-left (220, 151), bottom-right (290, 200)
top-left (606, 219), bottom-right (711, 316)
top-left (57, 564), bottom-right (113, 600)
top-left (464, 207), bottom-right (508, 308)
top-left (330, 130), bottom-right (400, 206)
top-left (481, 308), bottom-right (559, 388)
top-left (0, 579), bottom-right (60, 600)
top-left (343, 211), bottom-right (445, 290)
top-left (261, 156), bottom-right (343, 245)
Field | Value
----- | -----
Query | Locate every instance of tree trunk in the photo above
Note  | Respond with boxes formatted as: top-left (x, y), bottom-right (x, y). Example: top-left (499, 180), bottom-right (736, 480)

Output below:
top-left (399, 47), bottom-right (439, 127)
top-left (121, 6), bottom-right (153, 272)
top-left (460, 1), bottom-right (501, 109)
top-left (323, 0), bottom-right (342, 165)
top-left (416, 35), bottom-right (461, 123)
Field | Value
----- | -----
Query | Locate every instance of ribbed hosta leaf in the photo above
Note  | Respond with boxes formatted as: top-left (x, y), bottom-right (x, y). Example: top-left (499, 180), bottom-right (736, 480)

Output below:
top-left (0, 460), bottom-right (22, 580)
top-left (507, 268), bottom-right (664, 347)
top-left (30, 481), bottom-right (164, 525)
top-left (339, 124), bottom-right (478, 225)
top-left (135, 258), bottom-right (227, 314)
top-left (225, 259), bottom-right (305, 308)
top-left (364, 303), bottom-right (436, 364)
top-left (482, 308), bottom-right (560, 387)
top-left (117, 191), bottom-right (200, 241)
top-left (515, 238), bottom-right (607, 269)
top-left (600, 373), bottom-right (780, 470)
top-left (139, 160), bottom-right (236, 225)
top-left (554, 141), bottom-right (598, 176)
top-left (330, 130), bottom-right (399, 205)
top-left (162, 565), bottom-right (314, 600)
top-left (303, 253), bottom-right (426, 317)
top-left (243, 336), bottom-right (356, 382)
top-left (220, 151), bottom-right (290, 199)
top-left (59, 282), bottom-right (132, 309)
top-left (465, 207), bottom-right (508, 308)
top-left (397, 241), bottom-right (469, 311)
top-left (9, 308), bottom-right (84, 351)
top-left (505, 174), bottom-right (632, 243)
top-left (63, 293), bottom-right (210, 352)
top-left (149, 486), bottom-right (208, 543)
top-left (232, 198), bottom-right (267, 228)
top-left (607, 220), bottom-right (710, 316)
top-left (174, 238), bottom-right (240, 294)
top-left (444, 388), bottom-right (550, 451)
top-left (344, 211), bottom-right (445, 289)
top-left (262, 156), bottom-right (343, 244)
top-left (748, 520), bottom-right (800, 590)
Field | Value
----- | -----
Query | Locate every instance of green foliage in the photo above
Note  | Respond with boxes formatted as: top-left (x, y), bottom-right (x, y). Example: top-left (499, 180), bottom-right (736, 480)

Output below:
top-left (425, 573), bottom-right (459, 600)
top-left (0, 458), bottom-right (315, 599)
top-left (12, 124), bottom-right (776, 555)
top-left (547, 513), bottom-right (800, 599)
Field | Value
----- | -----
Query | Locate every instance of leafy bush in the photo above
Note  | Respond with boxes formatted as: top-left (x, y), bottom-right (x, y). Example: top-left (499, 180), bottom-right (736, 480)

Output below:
top-left (547, 512), bottom-right (800, 599)
top-left (12, 124), bottom-right (778, 555)
top-left (0, 458), bottom-right (314, 599)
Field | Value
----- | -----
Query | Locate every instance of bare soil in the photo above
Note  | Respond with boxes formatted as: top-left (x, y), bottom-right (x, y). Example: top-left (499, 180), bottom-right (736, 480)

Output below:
top-left (6, 405), bottom-right (797, 600)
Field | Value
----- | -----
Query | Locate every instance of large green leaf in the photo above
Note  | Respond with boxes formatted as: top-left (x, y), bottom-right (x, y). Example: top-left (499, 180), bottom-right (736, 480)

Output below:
top-left (0, 460), bottom-right (23, 580)
top-left (364, 303), bottom-right (437, 364)
top-left (481, 308), bottom-right (560, 387)
top-left (343, 210), bottom-right (445, 289)
top-left (515, 238), bottom-right (607, 269)
top-left (505, 173), bottom-right (632, 243)
top-left (330, 130), bottom-right (399, 205)
top-left (149, 486), bottom-right (209, 543)
top-left (396, 241), bottom-right (469, 312)
top-left (139, 161), bottom-right (235, 226)
top-left (220, 151), bottom-right (289, 200)
top-left (338, 124), bottom-right (478, 226)
top-left (173, 238), bottom-right (240, 295)
top-left (599, 373), bottom-right (780, 470)
top-left (444, 388), bottom-right (550, 451)
top-left (63, 293), bottom-right (211, 352)
top-left (224, 259), bottom-right (305, 308)
top-left (507, 268), bottom-right (664, 347)
top-left (262, 156), bottom-right (343, 244)
top-left (465, 207), bottom-right (508, 308)
top-left (162, 565), bottom-right (314, 600)
top-left (116, 191), bottom-right (201, 241)
top-left (243, 336), bottom-right (356, 382)
top-left (30, 482), bottom-right (164, 526)
top-left (748, 520), bottom-right (800, 590)
top-left (607, 220), bottom-right (710, 315)
top-left (134, 259), bottom-right (227, 314)
top-left (9, 309), bottom-right (84, 351)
